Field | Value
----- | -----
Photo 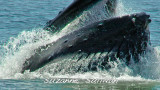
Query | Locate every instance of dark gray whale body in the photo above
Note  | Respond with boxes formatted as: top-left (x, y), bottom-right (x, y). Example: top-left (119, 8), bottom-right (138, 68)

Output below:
top-left (21, 0), bottom-right (152, 73)
top-left (21, 12), bottom-right (151, 73)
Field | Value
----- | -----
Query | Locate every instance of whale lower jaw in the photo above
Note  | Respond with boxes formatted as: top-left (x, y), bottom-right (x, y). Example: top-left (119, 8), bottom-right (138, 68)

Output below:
top-left (44, 0), bottom-right (117, 33)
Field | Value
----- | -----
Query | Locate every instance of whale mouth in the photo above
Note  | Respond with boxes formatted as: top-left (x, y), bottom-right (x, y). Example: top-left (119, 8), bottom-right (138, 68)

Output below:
top-left (21, 11), bottom-right (151, 73)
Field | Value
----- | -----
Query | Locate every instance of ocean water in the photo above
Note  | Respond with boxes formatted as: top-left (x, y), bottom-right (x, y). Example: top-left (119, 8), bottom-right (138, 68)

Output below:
top-left (0, 0), bottom-right (160, 89)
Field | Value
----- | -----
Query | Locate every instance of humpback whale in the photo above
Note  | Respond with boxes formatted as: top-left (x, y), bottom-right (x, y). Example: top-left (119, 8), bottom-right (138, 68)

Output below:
top-left (21, 12), bottom-right (151, 73)
top-left (44, 0), bottom-right (117, 32)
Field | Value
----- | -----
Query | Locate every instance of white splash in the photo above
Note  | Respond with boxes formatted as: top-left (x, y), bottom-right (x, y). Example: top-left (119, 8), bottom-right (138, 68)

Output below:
top-left (0, 28), bottom-right (63, 79)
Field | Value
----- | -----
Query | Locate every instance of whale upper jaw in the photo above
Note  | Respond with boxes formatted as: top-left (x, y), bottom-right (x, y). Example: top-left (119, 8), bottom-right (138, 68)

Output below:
top-left (84, 13), bottom-right (151, 71)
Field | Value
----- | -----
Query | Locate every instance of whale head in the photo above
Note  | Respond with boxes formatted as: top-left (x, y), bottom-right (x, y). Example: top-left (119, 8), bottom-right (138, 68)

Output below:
top-left (87, 12), bottom-right (151, 70)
